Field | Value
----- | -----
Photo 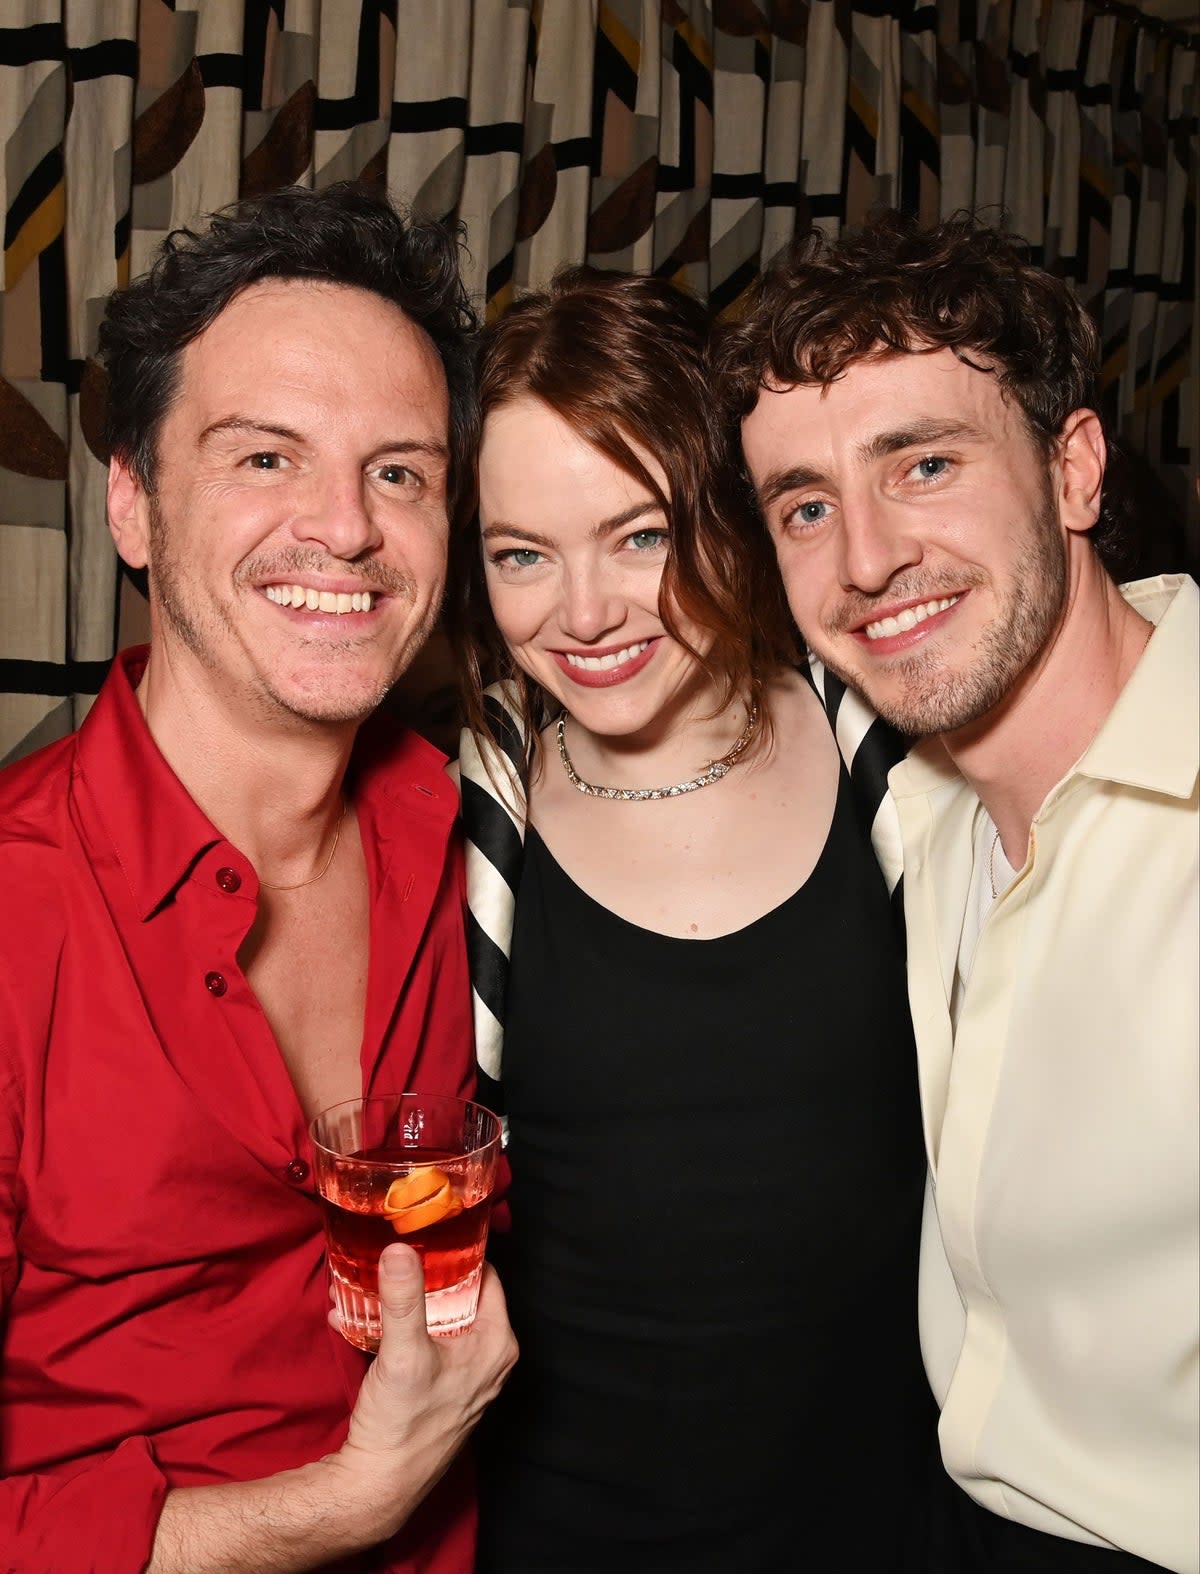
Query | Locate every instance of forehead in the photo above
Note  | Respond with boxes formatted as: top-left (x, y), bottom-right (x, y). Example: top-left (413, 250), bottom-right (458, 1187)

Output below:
top-left (741, 347), bottom-right (1021, 468)
top-left (479, 396), bottom-right (668, 508)
top-left (172, 278), bottom-right (449, 437)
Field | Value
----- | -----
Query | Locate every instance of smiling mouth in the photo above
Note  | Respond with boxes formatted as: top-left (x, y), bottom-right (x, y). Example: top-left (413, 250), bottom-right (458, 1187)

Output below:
top-left (863, 595), bottom-right (960, 641)
top-left (262, 585), bottom-right (375, 615)
top-left (562, 639), bottom-right (650, 672)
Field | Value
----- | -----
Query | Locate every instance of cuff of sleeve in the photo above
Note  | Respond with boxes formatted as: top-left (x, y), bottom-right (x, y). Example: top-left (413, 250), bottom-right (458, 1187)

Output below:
top-left (9, 1435), bottom-right (168, 1573)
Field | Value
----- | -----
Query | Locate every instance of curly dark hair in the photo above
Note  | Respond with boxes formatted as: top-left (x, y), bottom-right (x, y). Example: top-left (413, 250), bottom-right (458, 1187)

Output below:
top-left (446, 266), bottom-right (797, 783)
top-left (98, 181), bottom-right (478, 512)
top-left (712, 210), bottom-right (1130, 574)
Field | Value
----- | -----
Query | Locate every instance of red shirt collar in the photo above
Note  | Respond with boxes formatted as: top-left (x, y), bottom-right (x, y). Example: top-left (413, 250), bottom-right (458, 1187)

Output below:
top-left (74, 646), bottom-right (457, 922)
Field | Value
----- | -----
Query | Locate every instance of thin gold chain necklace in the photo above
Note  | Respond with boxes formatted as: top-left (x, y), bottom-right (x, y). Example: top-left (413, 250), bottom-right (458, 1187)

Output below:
top-left (259, 801), bottom-right (347, 891)
top-left (556, 705), bottom-right (759, 803)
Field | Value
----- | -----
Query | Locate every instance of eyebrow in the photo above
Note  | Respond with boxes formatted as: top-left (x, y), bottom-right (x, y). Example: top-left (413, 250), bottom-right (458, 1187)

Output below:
top-left (198, 415), bottom-right (449, 461)
top-left (756, 418), bottom-right (987, 508)
top-left (480, 498), bottom-right (663, 547)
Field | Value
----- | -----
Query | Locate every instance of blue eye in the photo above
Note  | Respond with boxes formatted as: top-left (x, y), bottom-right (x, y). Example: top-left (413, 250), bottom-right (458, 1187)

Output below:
top-left (914, 456), bottom-right (949, 480)
top-left (627, 528), bottom-right (668, 551)
top-left (494, 547), bottom-right (543, 569)
top-left (796, 501), bottom-right (830, 524)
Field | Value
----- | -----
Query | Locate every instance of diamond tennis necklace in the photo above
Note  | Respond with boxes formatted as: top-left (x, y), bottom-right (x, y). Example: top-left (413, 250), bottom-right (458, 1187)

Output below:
top-left (555, 704), bottom-right (759, 803)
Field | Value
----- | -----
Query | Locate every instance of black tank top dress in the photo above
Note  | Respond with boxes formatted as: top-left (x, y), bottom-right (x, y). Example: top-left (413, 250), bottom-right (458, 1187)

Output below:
top-left (476, 767), bottom-right (938, 1572)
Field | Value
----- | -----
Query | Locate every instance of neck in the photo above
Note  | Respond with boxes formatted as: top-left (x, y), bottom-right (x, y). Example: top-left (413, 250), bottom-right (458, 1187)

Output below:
top-left (135, 641), bottom-right (357, 878)
top-left (944, 549), bottom-right (1150, 862)
top-left (559, 675), bottom-right (755, 790)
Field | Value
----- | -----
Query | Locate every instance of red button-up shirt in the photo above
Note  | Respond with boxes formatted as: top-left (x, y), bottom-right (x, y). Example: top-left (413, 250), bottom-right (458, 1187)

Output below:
top-left (0, 649), bottom-right (476, 1573)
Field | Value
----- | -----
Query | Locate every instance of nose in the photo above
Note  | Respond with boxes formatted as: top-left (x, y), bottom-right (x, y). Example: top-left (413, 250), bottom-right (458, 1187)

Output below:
top-left (837, 490), bottom-right (921, 594)
top-left (557, 561), bottom-right (625, 644)
top-left (291, 468), bottom-right (382, 561)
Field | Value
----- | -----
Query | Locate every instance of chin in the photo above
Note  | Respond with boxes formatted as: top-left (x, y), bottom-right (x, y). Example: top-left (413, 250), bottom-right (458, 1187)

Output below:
top-left (263, 674), bottom-right (393, 727)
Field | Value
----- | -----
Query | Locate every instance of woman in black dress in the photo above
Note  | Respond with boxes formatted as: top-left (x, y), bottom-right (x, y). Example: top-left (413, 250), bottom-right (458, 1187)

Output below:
top-left (449, 270), bottom-right (938, 1572)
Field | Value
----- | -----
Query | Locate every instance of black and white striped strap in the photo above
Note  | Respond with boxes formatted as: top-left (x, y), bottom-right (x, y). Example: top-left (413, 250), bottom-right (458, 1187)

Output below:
top-left (807, 657), bottom-right (907, 898)
top-left (457, 684), bottom-right (527, 1115)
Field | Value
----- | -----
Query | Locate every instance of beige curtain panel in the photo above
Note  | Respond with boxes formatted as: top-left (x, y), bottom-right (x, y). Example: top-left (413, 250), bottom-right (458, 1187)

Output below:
top-left (1, 0), bottom-right (1196, 764)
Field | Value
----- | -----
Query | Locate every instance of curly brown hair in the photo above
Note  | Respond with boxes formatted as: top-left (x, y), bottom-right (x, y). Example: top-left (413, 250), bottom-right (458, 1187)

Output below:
top-left (448, 266), bottom-right (796, 782)
top-left (712, 210), bottom-right (1129, 573)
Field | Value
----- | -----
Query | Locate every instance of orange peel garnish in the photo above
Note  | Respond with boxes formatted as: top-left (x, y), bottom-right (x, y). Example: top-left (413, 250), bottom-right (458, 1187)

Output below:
top-left (383, 1168), bottom-right (462, 1235)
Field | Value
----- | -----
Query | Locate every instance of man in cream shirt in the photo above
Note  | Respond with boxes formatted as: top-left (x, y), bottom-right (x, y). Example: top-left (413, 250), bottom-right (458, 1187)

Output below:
top-left (720, 211), bottom-right (1198, 1574)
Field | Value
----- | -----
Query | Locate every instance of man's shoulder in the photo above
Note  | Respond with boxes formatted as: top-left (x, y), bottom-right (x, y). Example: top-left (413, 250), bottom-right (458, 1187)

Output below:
top-left (0, 730), bottom-right (78, 858)
top-left (0, 739), bottom-right (81, 1014)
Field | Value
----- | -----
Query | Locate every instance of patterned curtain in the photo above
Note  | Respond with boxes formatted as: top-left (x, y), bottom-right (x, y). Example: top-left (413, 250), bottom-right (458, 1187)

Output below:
top-left (2, 0), bottom-right (1196, 764)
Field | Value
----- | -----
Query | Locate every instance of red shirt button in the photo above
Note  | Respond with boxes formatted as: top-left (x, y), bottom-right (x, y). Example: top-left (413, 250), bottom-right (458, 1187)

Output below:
top-left (215, 867), bottom-right (241, 893)
top-left (204, 971), bottom-right (228, 997)
top-left (285, 1158), bottom-right (309, 1184)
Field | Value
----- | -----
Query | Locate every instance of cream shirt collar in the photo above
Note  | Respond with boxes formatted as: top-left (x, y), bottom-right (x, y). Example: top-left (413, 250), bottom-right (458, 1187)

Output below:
top-left (889, 574), bottom-right (1199, 805)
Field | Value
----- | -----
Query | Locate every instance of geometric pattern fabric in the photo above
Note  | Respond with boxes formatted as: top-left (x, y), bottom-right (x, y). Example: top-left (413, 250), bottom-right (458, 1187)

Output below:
top-left (2, 0), bottom-right (1196, 763)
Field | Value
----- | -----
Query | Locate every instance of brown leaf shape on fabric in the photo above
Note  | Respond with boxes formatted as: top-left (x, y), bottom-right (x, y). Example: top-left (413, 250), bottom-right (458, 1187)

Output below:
top-left (132, 59), bottom-right (206, 185)
top-left (587, 156), bottom-right (658, 253)
top-left (516, 143), bottom-right (558, 242)
top-left (767, 0), bottom-right (808, 48)
top-left (359, 145), bottom-right (388, 189)
top-left (241, 80), bottom-right (317, 198)
top-left (974, 43), bottom-right (1011, 116)
top-left (937, 45), bottom-right (971, 107)
top-left (0, 376), bottom-right (68, 480)
top-left (665, 200), bottom-right (710, 266)
top-left (713, 0), bottom-right (768, 39)
top-left (79, 358), bottom-right (110, 466)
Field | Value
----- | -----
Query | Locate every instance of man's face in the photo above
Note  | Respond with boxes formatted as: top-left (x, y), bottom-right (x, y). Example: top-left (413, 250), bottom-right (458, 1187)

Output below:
top-left (111, 278), bottom-right (452, 728)
top-left (740, 348), bottom-right (1069, 737)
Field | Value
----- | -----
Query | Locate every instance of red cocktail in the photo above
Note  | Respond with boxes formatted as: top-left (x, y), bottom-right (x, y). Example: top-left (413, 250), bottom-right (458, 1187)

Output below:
top-left (311, 1095), bottom-right (502, 1347)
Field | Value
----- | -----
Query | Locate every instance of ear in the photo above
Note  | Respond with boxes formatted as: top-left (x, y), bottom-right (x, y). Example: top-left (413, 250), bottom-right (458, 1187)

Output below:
top-left (1055, 409), bottom-right (1106, 537)
top-left (107, 455), bottom-right (151, 569)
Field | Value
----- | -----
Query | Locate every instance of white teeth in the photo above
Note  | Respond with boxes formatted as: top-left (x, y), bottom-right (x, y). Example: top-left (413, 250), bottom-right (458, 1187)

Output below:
top-left (864, 596), bottom-right (959, 641)
top-left (564, 640), bottom-right (650, 672)
top-left (262, 586), bottom-right (374, 614)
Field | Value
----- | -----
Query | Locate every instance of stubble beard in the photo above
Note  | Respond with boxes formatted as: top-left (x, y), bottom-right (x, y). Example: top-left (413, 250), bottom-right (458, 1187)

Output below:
top-left (146, 498), bottom-right (433, 727)
top-left (813, 492), bottom-right (1068, 738)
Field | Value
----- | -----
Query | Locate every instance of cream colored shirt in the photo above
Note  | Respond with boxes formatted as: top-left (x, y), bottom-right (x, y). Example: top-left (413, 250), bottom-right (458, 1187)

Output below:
top-left (890, 574), bottom-right (1199, 1573)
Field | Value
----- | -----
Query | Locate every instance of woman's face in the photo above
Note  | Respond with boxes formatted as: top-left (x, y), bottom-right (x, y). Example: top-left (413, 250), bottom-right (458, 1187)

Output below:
top-left (478, 397), bottom-right (711, 739)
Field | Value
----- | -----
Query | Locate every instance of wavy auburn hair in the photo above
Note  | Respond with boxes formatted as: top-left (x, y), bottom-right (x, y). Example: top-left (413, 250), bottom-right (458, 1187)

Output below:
top-left (712, 209), bottom-right (1131, 574)
top-left (448, 267), bottom-right (795, 783)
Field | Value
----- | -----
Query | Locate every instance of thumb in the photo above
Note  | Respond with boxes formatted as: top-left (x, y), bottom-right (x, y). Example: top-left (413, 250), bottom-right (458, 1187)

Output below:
top-left (376, 1244), bottom-right (428, 1344)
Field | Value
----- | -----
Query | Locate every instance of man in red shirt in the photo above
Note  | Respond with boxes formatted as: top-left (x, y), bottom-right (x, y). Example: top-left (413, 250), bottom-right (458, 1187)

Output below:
top-left (0, 184), bottom-right (515, 1573)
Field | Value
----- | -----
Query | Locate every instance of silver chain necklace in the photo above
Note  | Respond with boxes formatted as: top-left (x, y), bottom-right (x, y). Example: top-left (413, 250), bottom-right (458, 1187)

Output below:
top-left (555, 704), bottom-right (759, 803)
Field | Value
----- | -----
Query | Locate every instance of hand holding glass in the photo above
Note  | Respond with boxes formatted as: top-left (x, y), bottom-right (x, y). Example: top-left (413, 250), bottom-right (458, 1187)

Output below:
top-left (311, 1093), bottom-right (502, 1348)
